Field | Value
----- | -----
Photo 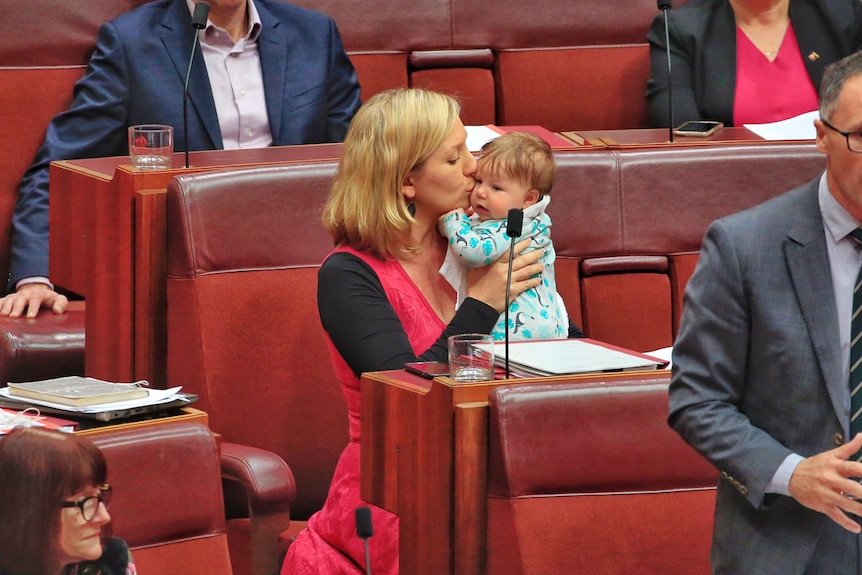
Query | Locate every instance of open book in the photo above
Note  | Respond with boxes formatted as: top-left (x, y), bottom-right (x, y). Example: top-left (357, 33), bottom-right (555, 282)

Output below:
top-left (493, 338), bottom-right (667, 378)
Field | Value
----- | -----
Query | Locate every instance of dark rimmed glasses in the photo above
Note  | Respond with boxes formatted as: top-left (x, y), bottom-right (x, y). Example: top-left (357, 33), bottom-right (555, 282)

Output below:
top-left (821, 119), bottom-right (862, 153)
top-left (61, 484), bottom-right (112, 521)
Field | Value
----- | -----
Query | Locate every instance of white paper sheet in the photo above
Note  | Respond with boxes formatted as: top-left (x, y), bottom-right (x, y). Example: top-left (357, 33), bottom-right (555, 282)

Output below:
top-left (465, 125), bottom-right (501, 151)
top-left (493, 339), bottom-right (664, 377)
top-left (743, 110), bottom-right (818, 141)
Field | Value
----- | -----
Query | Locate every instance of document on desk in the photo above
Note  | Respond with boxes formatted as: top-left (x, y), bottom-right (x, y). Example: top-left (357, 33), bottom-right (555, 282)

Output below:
top-left (743, 110), bottom-right (818, 140)
top-left (493, 338), bottom-right (667, 377)
top-left (466, 125), bottom-right (502, 151)
top-left (0, 386), bottom-right (184, 413)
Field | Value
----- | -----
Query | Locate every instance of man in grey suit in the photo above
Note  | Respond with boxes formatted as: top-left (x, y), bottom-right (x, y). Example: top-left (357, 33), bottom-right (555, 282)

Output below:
top-left (670, 50), bottom-right (862, 574)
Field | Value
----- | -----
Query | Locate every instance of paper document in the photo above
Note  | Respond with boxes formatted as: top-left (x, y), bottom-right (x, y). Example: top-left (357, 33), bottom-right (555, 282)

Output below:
top-left (644, 346), bottom-right (674, 369)
top-left (494, 339), bottom-right (666, 378)
top-left (466, 125), bottom-right (502, 151)
top-left (743, 110), bottom-right (818, 141)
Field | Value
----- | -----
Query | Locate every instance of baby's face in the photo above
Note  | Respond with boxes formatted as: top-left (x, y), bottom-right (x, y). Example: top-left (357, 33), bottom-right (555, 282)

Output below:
top-left (469, 162), bottom-right (533, 221)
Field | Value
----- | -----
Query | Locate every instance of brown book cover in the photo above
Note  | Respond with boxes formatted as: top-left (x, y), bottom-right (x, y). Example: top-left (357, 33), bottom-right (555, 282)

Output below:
top-left (7, 377), bottom-right (149, 407)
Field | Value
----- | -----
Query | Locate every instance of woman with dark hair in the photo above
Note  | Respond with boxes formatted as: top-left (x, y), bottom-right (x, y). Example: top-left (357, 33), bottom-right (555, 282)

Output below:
top-left (0, 427), bottom-right (136, 575)
top-left (646, 0), bottom-right (862, 127)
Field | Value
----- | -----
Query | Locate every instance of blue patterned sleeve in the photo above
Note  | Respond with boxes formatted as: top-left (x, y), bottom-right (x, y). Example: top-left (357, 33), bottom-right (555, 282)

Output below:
top-left (440, 213), bottom-right (511, 267)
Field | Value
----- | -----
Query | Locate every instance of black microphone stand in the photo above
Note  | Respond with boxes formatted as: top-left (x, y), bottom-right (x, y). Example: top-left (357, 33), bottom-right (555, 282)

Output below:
top-left (504, 240), bottom-right (516, 378)
top-left (355, 507), bottom-right (374, 575)
top-left (659, 0), bottom-right (674, 142)
top-left (504, 208), bottom-right (524, 379)
top-left (183, 2), bottom-right (210, 168)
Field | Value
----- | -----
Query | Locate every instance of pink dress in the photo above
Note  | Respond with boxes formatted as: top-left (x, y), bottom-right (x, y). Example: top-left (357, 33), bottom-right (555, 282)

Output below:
top-left (282, 247), bottom-right (448, 575)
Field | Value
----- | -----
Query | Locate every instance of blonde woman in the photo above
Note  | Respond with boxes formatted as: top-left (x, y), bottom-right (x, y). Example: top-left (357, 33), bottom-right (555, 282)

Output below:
top-left (282, 89), bottom-right (543, 574)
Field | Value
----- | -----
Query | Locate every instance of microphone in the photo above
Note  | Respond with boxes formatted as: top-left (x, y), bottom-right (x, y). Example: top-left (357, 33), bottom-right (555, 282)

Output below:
top-left (504, 208), bottom-right (524, 379)
top-left (183, 1), bottom-right (210, 168)
top-left (658, 0), bottom-right (674, 142)
top-left (355, 507), bottom-right (373, 575)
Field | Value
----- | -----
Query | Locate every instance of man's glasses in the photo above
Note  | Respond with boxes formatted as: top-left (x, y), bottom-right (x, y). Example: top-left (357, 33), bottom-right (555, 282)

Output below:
top-left (61, 484), bottom-right (112, 521)
top-left (821, 119), bottom-right (862, 153)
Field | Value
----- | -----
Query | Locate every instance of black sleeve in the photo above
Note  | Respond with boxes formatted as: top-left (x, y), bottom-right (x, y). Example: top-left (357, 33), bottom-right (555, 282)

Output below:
top-left (71, 537), bottom-right (131, 575)
top-left (317, 252), bottom-right (499, 376)
top-left (568, 319), bottom-right (586, 339)
top-left (646, 9), bottom-right (704, 128)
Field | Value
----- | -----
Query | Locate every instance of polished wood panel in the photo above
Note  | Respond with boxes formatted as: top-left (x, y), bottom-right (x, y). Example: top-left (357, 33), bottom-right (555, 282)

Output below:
top-left (564, 126), bottom-right (764, 147)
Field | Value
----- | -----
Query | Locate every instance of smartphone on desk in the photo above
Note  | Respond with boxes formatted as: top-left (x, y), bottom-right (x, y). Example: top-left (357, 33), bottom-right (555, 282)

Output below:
top-left (674, 120), bottom-right (724, 137)
top-left (404, 361), bottom-right (450, 379)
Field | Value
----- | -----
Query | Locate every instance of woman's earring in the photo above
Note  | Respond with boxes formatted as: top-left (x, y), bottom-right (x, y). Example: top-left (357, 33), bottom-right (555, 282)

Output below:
top-left (407, 201), bottom-right (416, 217)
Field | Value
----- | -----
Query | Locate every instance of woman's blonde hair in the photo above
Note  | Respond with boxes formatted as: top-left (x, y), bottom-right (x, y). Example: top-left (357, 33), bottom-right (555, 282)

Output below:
top-left (323, 88), bottom-right (462, 258)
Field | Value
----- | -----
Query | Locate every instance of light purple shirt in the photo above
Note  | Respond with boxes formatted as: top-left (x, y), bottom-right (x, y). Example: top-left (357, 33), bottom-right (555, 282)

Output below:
top-left (186, 0), bottom-right (272, 149)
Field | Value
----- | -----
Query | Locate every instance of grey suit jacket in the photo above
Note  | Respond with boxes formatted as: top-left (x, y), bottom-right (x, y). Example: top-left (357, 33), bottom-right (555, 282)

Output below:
top-left (670, 177), bottom-right (848, 574)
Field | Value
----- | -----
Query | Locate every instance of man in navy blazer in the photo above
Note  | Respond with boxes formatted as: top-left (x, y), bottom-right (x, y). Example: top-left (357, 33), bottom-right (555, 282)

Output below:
top-left (2, 0), bottom-right (361, 317)
top-left (670, 51), bottom-right (862, 574)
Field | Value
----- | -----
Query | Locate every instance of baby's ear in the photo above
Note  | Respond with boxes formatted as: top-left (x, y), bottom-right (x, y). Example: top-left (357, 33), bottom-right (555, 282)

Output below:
top-left (522, 189), bottom-right (540, 208)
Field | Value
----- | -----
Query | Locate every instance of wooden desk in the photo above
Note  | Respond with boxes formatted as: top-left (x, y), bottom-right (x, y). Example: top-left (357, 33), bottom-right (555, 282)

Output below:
top-left (50, 144), bottom-right (342, 387)
top-left (564, 126), bottom-right (765, 147)
top-left (75, 406), bottom-right (209, 438)
top-left (360, 368), bottom-right (672, 575)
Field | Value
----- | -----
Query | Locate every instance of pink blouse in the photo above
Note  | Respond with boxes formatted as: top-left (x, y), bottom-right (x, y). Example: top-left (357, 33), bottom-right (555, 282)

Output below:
top-left (733, 24), bottom-right (819, 126)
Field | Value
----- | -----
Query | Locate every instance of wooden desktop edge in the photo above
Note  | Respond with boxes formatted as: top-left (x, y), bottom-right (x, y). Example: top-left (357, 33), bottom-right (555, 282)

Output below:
top-left (75, 406), bottom-right (209, 438)
top-left (362, 366), bottom-right (672, 400)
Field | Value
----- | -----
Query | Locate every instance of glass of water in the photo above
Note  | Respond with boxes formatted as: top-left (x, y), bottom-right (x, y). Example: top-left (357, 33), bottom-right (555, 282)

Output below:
top-left (128, 124), bottom-right (173, 170)
top-left (448, 333), bottom-right (495, 383)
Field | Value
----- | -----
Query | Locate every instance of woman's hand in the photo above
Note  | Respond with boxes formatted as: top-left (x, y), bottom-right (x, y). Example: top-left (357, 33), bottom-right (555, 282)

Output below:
top-left (464, 238), bottom-right (544, 313)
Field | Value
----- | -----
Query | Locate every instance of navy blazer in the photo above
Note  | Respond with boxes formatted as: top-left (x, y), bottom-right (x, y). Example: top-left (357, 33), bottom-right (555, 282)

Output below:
top-left (646, 0), bottom-right (862, 127)
top-left (10, 0), bottom-right (361, 288)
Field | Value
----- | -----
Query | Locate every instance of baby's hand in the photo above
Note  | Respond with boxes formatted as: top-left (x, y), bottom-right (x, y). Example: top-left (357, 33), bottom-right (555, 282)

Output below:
top-left (437, 208), bottom-right (466, 235)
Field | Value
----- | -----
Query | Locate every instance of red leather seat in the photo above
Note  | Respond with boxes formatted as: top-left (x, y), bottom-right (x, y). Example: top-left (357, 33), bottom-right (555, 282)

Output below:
top-left (92, 422), bottom-right (234, 575)
top-left (165, 164), bottom-right (348, 575)
top-left (487, 376), bottom-right (718, 575)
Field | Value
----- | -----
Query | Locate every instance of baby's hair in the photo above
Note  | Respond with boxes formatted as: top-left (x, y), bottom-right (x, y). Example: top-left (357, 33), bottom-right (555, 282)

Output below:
top-left (479, 132), bottom-right (556, 197)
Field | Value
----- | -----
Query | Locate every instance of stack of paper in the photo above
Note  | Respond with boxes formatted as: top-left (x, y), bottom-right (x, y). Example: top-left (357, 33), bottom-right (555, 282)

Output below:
top-left (493, 338), bottom-right (667, 378)
top-left (0, 377), bottom-right (192, 422)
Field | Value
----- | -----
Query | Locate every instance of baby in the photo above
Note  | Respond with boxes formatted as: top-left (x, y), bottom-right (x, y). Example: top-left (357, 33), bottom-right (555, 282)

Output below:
top-left (439, 131), bottom-right (568, 341)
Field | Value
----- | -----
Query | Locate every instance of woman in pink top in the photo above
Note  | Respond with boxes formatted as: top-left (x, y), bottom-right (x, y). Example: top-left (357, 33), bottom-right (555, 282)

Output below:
top-left (647, 0), bottom-right (862, 127)
top-left (281, 88), bottom-right (545, 575)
